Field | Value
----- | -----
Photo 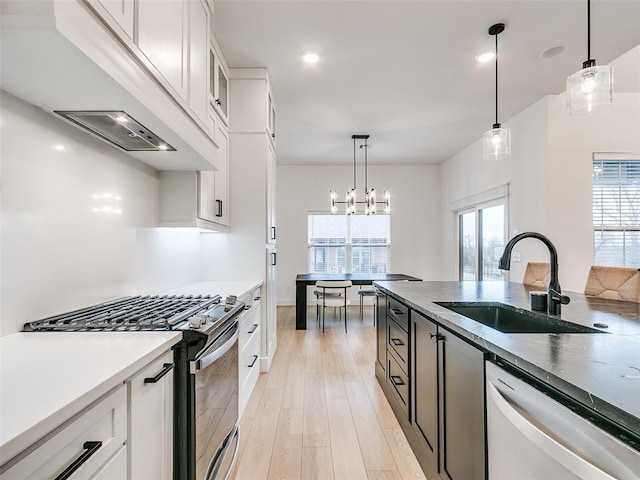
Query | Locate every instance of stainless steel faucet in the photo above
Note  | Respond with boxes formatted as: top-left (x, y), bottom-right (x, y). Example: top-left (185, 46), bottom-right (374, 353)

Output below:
top-left (498, 232), bottom-right (570, 315)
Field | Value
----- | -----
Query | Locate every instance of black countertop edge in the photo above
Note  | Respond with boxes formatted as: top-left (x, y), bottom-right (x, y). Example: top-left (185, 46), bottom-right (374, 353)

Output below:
top-left (374, 281), bottom-right (640, 438)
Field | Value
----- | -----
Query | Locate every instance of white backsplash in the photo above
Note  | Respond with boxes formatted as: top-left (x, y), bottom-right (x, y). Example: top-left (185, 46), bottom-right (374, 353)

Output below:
top-left (0, 92), bottom-right (210, 336)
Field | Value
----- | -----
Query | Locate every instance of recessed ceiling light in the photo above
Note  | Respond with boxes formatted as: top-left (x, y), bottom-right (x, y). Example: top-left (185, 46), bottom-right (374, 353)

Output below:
top-left (540, 46), bottom-right (566, 59)
top-left (476, 51), bottom-right (495, 63)
top-left (303, 52), bottom-right (319, 64)
top-left (53, 144), bottom-right (65, 151)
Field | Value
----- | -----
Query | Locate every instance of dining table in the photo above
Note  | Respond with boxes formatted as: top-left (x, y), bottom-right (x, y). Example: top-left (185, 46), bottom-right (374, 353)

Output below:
top-left (295, 273), bottom-right (422, 329)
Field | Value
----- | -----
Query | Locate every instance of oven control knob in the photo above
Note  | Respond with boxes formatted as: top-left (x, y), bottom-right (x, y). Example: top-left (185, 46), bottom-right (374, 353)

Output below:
top-left (189, 314), bottom-right (207, 329)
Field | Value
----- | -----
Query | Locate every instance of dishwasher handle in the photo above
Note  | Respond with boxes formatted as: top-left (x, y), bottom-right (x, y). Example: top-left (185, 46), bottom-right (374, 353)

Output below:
top-left (487, 381), bottom-right (616, 480)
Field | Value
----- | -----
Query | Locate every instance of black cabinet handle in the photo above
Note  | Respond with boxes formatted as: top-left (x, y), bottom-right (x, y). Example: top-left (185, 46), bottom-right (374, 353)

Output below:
top-left (271, 133), bottom-right (275, 139)
top-left (215, 199), bottom-right (223, 217)
top-left (390, 338), bottom-right (404, 347)
top-left (390, 308), bottom-right (404, 315)
top-left (390, 375), bottom-right (405, 387)
top-left (215, 98), bottom-right (221, 106)
top-left (254, 296), bottom-right (261, 301)
top-left (248, 324), bottom-right (258, 334)
top-left (144, 363), bottom-right (174, 384)
top-left (248, 355), bottom-right (259, 368)
top-left (54, 441), bottom-right (102, 480)
top-left (271, 226), bottom-right (276, 240)
top-left (429, 333), bottom-right (445, 342)
top-left (271, 252), bottom-right (276, 266)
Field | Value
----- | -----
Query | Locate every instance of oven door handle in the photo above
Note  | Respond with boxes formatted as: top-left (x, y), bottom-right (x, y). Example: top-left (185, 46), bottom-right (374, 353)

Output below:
top-left (204, 422), bottom-right (240, 480)
top-left (190, 322), bottom-right (239, 374)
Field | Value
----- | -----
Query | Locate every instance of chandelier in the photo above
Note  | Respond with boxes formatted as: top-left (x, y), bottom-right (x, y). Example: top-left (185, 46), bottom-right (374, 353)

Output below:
top-left (329, 134), bottom-right (390, 215)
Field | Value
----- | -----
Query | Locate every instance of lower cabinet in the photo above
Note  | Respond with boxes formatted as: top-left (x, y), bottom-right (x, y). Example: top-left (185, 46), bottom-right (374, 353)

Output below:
top-left (238, 291), bottom-right (262, 416)
top-left (0, 349), bottom-right (175, 480)
top-left (376, 293), bottom-right (387, 368)
top-left (377, 300), bottom-right (487, 480)
top-left (438, 327), bottom-right (486, 480)
top-left (128, 351), bottom-right (174, 480)
top-left (0, 386), bottom-right (127, 480)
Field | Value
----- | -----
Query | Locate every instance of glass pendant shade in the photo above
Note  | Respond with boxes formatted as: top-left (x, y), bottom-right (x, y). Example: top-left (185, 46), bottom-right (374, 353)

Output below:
top-left (566, 64), bottom-right (613, 117)
top-left (483, 125), bottom-right (511, 161)
top-left (330, 190), bottom-right (337, 214)
top-left (383, 191), bottom-right (391, 214)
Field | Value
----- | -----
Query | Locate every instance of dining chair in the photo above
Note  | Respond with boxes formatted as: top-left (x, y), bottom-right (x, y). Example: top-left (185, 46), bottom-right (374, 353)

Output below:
top-left (357, 286), bottom-right (377, 325)
top-left (315, 280), bottom-right (352, 332)
top-left (584, 266), bottom-right (640, 303)
top-left (522, 262), bottom-right (550, 288)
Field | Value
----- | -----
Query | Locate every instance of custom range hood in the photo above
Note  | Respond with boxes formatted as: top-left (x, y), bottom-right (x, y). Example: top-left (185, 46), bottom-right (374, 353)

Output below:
top-left (54, 111), bottom-right (176, 152)
top-left (0, 0), bottom-right (216, 171)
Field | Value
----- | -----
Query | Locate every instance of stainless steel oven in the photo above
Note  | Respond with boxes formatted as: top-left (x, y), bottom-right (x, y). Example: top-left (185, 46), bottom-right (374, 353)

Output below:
top-left (191, 319), bottom-right (239, 480)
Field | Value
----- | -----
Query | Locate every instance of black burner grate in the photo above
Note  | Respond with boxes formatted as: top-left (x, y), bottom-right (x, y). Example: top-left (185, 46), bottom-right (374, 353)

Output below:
top-left (23, 295), bottom-right (221, 332)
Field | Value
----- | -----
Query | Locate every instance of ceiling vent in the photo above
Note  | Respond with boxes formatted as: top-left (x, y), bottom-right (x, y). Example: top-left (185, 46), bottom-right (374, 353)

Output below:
top-left (54, 111), bottom-right (176, 152)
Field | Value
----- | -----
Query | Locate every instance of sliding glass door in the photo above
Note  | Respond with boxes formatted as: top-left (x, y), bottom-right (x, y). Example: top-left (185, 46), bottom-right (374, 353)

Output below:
top-left (457, 201), bottom-right (506, 281)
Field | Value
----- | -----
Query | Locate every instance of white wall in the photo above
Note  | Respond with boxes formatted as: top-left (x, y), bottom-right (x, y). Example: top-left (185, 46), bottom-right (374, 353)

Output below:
top-left (276, 164), bottom-right (441, 304)
top-left (440, 46), bottom-right (640, 293)
top-left (0, 92), bottom-right (207, 335)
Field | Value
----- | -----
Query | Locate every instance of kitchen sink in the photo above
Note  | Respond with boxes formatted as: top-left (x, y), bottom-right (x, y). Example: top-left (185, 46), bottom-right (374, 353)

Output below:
top-left (435, 302), bottom-right (606, 334)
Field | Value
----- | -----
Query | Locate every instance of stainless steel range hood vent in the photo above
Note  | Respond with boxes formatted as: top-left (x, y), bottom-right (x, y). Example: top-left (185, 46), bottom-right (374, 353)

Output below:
top-left (54, 111), bottom-right (176, 152)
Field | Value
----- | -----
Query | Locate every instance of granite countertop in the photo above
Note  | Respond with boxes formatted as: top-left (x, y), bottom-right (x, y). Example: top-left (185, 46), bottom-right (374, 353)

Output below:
top-left (374, 281), bottom-right (640, 435)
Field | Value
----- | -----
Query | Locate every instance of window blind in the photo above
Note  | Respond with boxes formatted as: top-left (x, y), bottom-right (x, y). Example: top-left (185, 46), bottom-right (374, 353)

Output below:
top-left (592, 156), bottom-right (640, 267)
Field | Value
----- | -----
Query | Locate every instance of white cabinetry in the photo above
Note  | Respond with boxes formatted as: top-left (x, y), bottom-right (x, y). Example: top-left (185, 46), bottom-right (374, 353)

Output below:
top-left (209, 39), bottom-right (230, 126)
top-left (238, 286), bottom-right (262, 416)
top-left (87, 0), bottom-right (134, 39)
top-left (223, 67), bottom-right (278, 370)
top-left (188, 0), bottom-right (210, 126)
top-left (159, 154), bottom-right (229, 232)
top-left (128, 351), bottom-right (174, 480)
top-left (0, 386), bottom-right (127, 480)
top-left (137, 0), bottom-right (189, 103)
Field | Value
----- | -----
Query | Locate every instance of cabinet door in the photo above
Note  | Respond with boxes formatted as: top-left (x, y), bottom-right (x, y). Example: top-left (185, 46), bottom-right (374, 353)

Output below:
top-left (209, 42), bottom-right (229, 125)
top-left (188, 0), bottom-right (209, 125)
top-left (376, 293), bottom-right (387, 368)
top-left (129, 351), bottom-right (174, 480)
top-left (412, 312), bottom-right (438, 460)
top-left (138, 0), bottom-right (188, 102)
top-left (198, 170), bottom-right (217, 222)
top-left (213, 126), bottom-right (229, 226)
top-left (90, 0), bottom-right (135, 39)
top-left (439, 330), bottom-right (486, 480)
top-left (266, 144), bottom-right (277, 244)
top-left (267, 87), bottom-right (276, 143)
top-left (262, 247), bottom-right (277, 371)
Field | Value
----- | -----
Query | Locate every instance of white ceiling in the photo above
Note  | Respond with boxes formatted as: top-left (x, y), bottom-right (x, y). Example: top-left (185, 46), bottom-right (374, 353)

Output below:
top-left (212, 1), bottom-right (640, 165)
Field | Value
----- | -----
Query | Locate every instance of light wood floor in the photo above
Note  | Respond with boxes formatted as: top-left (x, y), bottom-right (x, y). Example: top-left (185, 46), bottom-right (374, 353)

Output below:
top-left (231, 306), bottom-right (440, 480)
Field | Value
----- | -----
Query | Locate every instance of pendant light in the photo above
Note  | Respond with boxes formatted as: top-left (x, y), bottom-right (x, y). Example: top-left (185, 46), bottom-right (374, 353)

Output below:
top-left (329, 135), bottom-right (390, 215)
top-left (482, 23), bottom-right (511, 161)
top-left (566, 0), bottom-right (613, 117)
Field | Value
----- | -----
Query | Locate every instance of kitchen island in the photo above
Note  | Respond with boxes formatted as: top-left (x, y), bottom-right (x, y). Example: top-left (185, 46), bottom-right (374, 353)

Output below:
top-left (374, 280), bottom-right (640, 478)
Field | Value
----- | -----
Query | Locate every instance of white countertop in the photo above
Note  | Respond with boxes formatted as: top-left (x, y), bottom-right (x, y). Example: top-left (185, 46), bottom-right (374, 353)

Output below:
top-left (0, 331), bottom-right (181, 464)
top-left (161, 280), bottom-right (262, 300)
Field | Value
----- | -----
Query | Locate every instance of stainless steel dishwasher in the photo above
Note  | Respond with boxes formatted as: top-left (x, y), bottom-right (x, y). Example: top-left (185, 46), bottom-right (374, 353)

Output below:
top-left (486, 361), bottom-right (640, 480)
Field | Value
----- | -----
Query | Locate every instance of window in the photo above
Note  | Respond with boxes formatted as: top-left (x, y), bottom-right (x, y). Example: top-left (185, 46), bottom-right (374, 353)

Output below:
top-left (308, 214), bottom-right (390, 273)
top-left (592, 154), bottom-right (640, 267)
top-left (456, 197), bottom-right (507, 281)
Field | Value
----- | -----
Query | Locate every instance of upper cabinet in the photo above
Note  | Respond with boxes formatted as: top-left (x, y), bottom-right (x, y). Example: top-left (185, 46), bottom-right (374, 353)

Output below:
top-left (228, 69), bottom-right (276, 144)
top-left (209, 39), bottom-right (230, 126)
top-left (91, 0), bottom-right (134, 39)
top-left (188, 0), bottom-right (210, 127)
top-left (138, 0), bottom-right (189, 103)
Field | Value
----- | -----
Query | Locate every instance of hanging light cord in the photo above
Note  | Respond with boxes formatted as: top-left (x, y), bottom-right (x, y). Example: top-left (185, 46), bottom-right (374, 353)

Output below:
top-left (587, 0), bottom-right (591, 61)
top-left (364, 138), bottom-right (368, 191)
top-left (495, 32), bottom-right (499, 126)
top-left (353, 137), bottom-right (356, 191)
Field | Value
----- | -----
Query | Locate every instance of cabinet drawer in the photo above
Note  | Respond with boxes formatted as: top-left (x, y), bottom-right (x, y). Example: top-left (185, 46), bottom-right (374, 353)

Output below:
top-left (387, 297), bottom-right (409, 332)
top-left (238, 304), bottom-right (261, 354)
top-left (388, 319), bottom-right (409, 372)
top-left (387, 353), bottom-right (409, 420)
top-left (1, 385), bottom-right (126, 480)
top-left (239, 328), bottom-right (261, 416)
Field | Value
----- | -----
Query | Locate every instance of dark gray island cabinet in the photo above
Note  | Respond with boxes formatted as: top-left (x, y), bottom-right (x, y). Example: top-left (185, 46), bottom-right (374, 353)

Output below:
top-left (376, 293), bottom-right (487, 480)
top-left (375, 281), bottom-right (640, 480)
